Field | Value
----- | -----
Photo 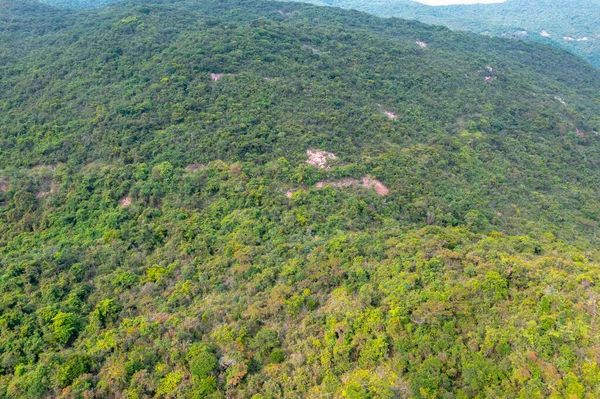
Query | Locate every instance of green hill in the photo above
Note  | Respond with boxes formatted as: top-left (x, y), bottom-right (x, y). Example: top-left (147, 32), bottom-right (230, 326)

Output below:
top-left (36, 0), bottom-right (600, 68)
top-left (285, 0), bottom-right (600, 68)
top-left (1, 0), bottom-right (600, 398)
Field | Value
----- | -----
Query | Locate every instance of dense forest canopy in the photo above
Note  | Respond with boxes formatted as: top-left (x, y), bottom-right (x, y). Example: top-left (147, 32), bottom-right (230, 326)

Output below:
top-left (285, 0), bottom-right (600, 69)
top-left (1, 0), bottom-right (600, 398)
top-left (35, 0), bottom-right (600, 68)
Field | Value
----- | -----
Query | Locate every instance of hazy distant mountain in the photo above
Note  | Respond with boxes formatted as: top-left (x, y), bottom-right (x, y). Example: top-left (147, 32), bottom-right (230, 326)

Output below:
top-left (290, 0), bottom-right (600, 67)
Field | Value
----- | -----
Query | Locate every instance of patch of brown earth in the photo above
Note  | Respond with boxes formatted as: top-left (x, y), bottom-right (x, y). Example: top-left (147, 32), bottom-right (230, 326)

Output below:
top-left (185, 163), bottom-right (206, 171)
top-left (383, 110), bottom-right (397, 119)
top-left (315, 176), bottom-right (389, 196)
top-left (361, 176), bottom-right (390, 196)
top-left (36, 183), bottom-right (57, 199)
top-left (32, 164), bottom-right (56, 171)
top-left (119, 196), bottom-right (132, 207)
top-left (306, 149), bottom-right (336, 169)
top-left (211, 73), bottom-right (224, 81)
top-left (302, 44), bottom-right (321, 54)
top-left (285, 190), bottom-right (294, 198)
top-left (576, 129), bottom-right (585, 137)
top-left (0, 183), bottom-right (8, 193)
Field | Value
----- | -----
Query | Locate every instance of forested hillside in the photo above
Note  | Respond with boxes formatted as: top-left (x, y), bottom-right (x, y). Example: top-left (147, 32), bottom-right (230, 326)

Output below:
top-left (36, 0), bottom-right (600, 68)
top-left (281, 0), bottom-right (600, 68)
top-left (1, 0), bottom-right (600, 397)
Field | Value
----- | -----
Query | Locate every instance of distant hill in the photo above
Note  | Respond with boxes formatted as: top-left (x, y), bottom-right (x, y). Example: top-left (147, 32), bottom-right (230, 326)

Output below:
top-left (36, 0), bottom-right (600, 67)
top-left (285, 0), bottom-right (600, 68)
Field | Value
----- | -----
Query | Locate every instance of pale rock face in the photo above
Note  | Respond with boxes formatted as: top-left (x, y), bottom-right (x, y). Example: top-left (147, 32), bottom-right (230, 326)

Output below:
top-left (306, 149), bottom-right (336, 168)
top-left (383, 110), bottom-right (398, 119)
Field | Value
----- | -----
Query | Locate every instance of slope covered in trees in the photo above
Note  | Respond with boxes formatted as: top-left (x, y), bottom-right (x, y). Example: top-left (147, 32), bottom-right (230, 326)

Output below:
top-left (283, 0), bottom-right (600, 69)
top-left (36, 0), bottom-right (600, 68)
top-left (1, 0), bottom-right (600, 397)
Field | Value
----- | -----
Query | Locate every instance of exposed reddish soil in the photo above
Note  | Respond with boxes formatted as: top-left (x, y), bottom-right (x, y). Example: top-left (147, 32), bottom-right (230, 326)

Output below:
top-left (119, 196), bottom-right (132, 207)
top-left (315, 176), bottom-right (389, 196)
top-left (185, 163), bottom-right (206, 171)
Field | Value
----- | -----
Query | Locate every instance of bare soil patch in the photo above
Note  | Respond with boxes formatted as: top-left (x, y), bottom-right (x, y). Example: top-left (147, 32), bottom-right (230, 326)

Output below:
top-left (119, 196), bottom-right (132, 207)
top-left (383, 110), bottom-right (397, 119)
top-left (302, 44), bottom-right (321, 54)
top-left (315, 176), bottom-right (389, 196)
top-left (36, 182), bottom-right (57, 199)
top-left (277, 10), bottom-right (298, 16)
top-left (306, 149), bottom-right (336, 169)
top-left (32, 164), bottom-right (56, 171)
top-left (185, 163), bottom-right (206, 171)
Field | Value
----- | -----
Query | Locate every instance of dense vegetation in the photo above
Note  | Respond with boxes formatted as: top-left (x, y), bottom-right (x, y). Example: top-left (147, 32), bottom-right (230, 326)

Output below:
top-left (280, 0), bottom-right (600, 69)
top-left (1, 0), bottom-right (600, 397)
top-left (35, 0), bottom-right (600, 68)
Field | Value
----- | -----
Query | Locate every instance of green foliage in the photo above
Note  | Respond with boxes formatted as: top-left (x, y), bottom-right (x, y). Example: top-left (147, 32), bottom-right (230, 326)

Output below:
top-left (189, 351), bottom-right (218, 380)
top-left (51, 312), bottom-right (79, 346)
top-left (57, 354), bottom-right (92, 387)
top-left (269, 349), bottom-right (285, 364)
top-left (0, 0), bottom-right (599, 398)
top-left (281, 0), bottom-right (600, 68)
